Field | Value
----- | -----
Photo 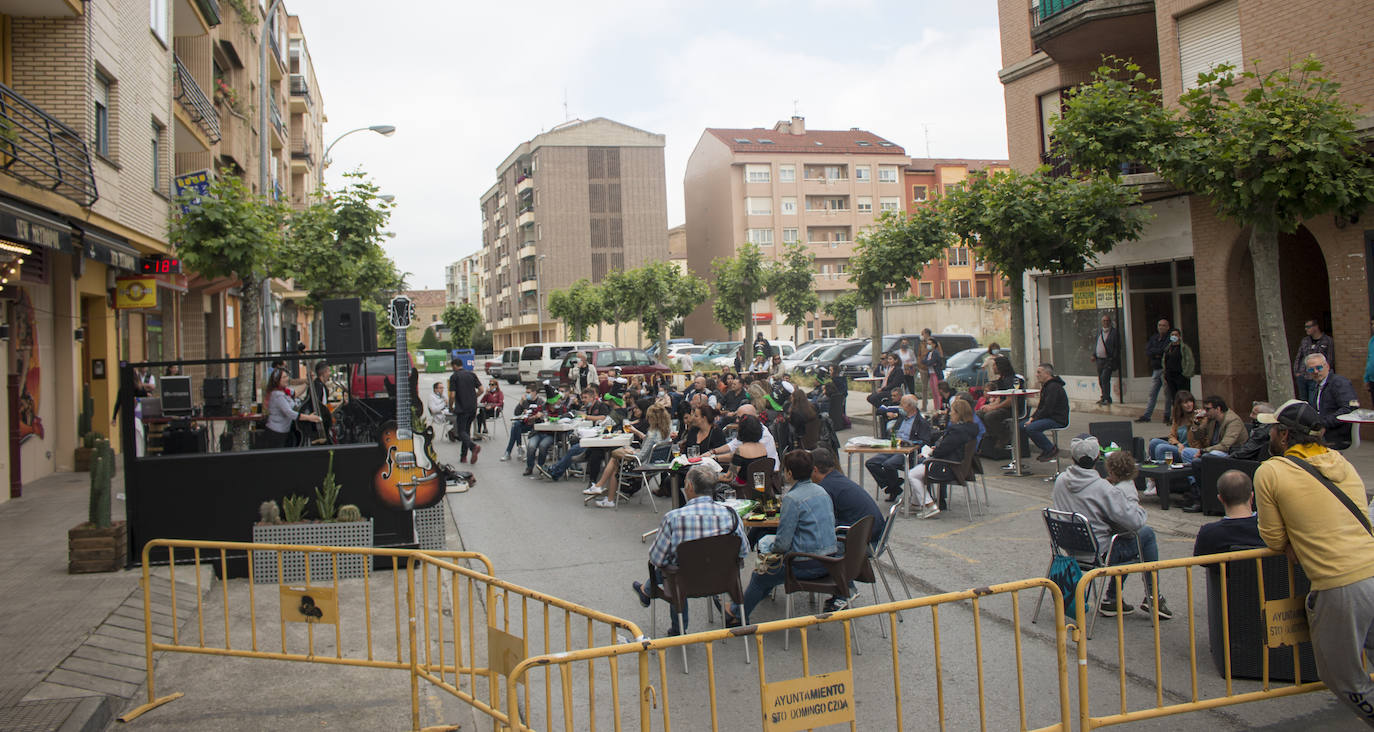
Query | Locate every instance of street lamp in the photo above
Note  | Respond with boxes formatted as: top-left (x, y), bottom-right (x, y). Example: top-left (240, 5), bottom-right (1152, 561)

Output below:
top-left (319, 125), bottom-right (397, 187)
top-left (535, 254), bottom-right (546, 341)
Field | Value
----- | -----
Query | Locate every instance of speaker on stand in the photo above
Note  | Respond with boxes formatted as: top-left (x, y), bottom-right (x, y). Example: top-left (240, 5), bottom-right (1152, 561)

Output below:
top-left (323, 298), bottom-right (363, 362)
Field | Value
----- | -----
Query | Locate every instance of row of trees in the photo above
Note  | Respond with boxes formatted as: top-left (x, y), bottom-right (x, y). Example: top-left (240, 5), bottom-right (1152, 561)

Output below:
top-left (545, 261), bottom-right (712, 360)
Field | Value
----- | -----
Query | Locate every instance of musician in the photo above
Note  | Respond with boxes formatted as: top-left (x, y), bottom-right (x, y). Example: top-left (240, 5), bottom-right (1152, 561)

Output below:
top-left (295, 361), bottom-right (333, 443)
top-left (261, 368), bottom-right (320, 449)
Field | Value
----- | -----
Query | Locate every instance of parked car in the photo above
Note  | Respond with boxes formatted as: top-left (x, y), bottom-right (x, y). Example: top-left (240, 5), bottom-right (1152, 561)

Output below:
top-left (349, 350), bottom-right (418, 399)
top-left (494, 347), bottom-right (522, 384)
top-left (482, 356), bottom-right (501, 376)
top-left (519, 341), bottom-right (613, 384)
top-left (664, 343), bottom-right (704, 371)
top-left (557, 347), bottom-right (671, 391)
top-left (798, 339), bottom-right (866, 377)
top-left (710, 340), bottom-right (796, 370)
top-left (837, 333), bottom-right (979, 379)
top-left (645, 338), bottom-right (695, 357)
top-left (691, 341), bottom-right (741, 368)
top-left (942, 347), bottom-right (1011, 389)
top-left (781, 341), bottom-right (833, 373)
top-left (798, 337), bottom-right (848, 350)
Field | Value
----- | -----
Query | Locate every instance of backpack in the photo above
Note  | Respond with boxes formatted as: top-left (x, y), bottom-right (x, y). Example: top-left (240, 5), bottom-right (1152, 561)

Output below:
top-left (1048, 555), bottom-right (1083, 620)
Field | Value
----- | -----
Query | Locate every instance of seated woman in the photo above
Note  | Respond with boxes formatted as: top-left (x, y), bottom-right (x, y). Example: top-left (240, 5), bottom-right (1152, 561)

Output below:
top-left (678, 404), bottom-right (727, 457)
top-left (476, 379), bottom-right (503, 435)
top-left (720, 415), bottom-right (770, 488)
top-left (787, 387), bottom-right (821, 450)
top-left (906, 398), bottom-right (979, 519)
top-left (1148, 391), bottom-right (1199, 463)
top-left (976, 355), bottom-right (1020, 452)
top-left (587, 403), bottom-right (672, 508)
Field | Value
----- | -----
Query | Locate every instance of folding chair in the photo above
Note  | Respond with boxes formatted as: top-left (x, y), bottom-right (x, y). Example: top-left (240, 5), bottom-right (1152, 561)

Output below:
top-left (926, 441), bottom-right (982, 521)
top-left (864, 503), bottom-right (913, 622)
top-left (1031, 508), bottom-right (1141, 639)
top-left (782, 516), bottom-right (875, 653)
top-left (610, 442), bottom-right (673, 513)
top-left (650, 533), bottom-right (751, 673)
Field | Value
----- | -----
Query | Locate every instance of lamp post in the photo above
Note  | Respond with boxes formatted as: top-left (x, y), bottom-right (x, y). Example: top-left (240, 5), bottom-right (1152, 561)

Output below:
top-left (535, 254), bottom-right (546, 341)
top-left (319, 125), bottom-right (397, 187)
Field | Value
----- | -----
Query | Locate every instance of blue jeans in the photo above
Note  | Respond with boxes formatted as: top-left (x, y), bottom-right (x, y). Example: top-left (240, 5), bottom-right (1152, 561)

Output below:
top-left (1148, 438), bottom-right (1180, 463)
top-left (1021, 418), bottom-right (1067, 453)
top-left (505, 421), bottom-right (528, 455)
top-left (737, 557), bottom-right (829, 618)
top-left (645, 565), bottom-right (690, 634)
top-left (525, 433), bottom-right (555, 468)
top-left (1105, 525), bottom-right (1159, 595)
top-left (549, 444), bottom-right (585, 479)
top-left (1143, 369), bottom-right (1164, 419)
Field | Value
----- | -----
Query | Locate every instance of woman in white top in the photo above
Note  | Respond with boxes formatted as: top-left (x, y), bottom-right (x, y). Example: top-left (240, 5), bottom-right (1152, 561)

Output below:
top-left (586, 403), bottom-right (672, 508)
top-left (261, 368), bottom-right (320, 448)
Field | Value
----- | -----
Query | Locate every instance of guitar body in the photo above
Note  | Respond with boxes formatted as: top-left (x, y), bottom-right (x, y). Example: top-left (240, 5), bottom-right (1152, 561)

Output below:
top-left (374, 421), bottom-right (443, 511)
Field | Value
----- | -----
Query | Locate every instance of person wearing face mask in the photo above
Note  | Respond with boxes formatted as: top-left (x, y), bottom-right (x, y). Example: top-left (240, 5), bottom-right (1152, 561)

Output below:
top-left (1160, 327), bottom-right (1195, 410)
top-left (501, 386), bottom-right (540, 461)
top-left (570, 353), bottom-right (598, 393)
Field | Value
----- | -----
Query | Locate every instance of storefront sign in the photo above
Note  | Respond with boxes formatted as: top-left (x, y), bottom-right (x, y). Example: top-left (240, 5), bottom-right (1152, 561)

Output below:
top-left (1264, 597), bottom-right (1310, 648)
top-left (0, 199), bottom-right (72, 252)
top-left (1072, 279), bottom-right (1096, 310)
top-left (762, 669), bottom-right (854, 732)
top-left (114, 276), bottom-right (159, 309)
top-left (174, 169), bottom-right (212, 213)
top-left (1095, 276), bottom-right (1121, 309)
top-left (752, 312), bottom-right (774, 323)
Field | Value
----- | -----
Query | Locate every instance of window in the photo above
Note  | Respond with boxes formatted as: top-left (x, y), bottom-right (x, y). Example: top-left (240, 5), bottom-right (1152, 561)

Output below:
top-left (919, 282), bottom-right (932, 298)
top-left (94, 72), bottom-right (112, 158)
top-left (878, 165), bottom-right (898, 183)
top-left (854, 165), bottom-right (870, 182)
top-left (150, 120), bottom-right (164, 192)
top-left (951, 280), bottom-right (971, 298)
top-left (1178, 0), bottom-right (1241, 90)
top-left (745, 164), bottom-right (771, 183)
top-left (746, 197), bottom-right (772, 216)
top-left (879, 197), bottom-right (900, 212)
top-left (1039, 90), bottom-right (1068, 155)
top-left (150, 0), bottom-right (168, 42)
top-left (976, 279), bottom-right (988, 298)
top-left (781, 197), bottom-right (796, 215)
top-left (911, 185), bottom-right (927, 202)
top-left (779, 164), bottom-right (795, 183)
top-left (747, 228), bottom-right (774, 246)
top-left (782, 228), bottom-right (799, 244)
top-left (949, 247), bottom-right (969, 266)
top-left (856, 196), bottom-right (872, 213)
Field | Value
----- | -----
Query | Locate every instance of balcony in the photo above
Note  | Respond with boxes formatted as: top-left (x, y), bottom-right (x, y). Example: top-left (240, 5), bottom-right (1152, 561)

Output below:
top-left (1031, 0), bottom-right (1157, 65)
top-left (269, 96), bottom-right (286, 149)
top-left (517, 243), bottom-right (536, 260)
top-left (515, 172), bottom-right (533, 193)
top-left (173, 55), bottom-right (221, 145)
top-left (0, 82), bottom-right (97, 206)
top-left (289, 73), bottom-right (310, 113)
top-left (516, 209), bottom-right (534, 228)
top-left (267, 29), bottom-right (285, 80)
top-left (519, 278), bottom-right (538, 292)
top-left (291, 135), bottom-right (312, 168)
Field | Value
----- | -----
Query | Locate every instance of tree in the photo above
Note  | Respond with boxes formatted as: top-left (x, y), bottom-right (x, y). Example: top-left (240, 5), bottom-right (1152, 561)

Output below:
top-left (711, 243), bottom-right (770, 347)
top-left (546, 279), bottom-right (604, 340)
top-left (824, 292), bottom-right (861, 337)
top-left (600, 270), bottom-right (641, 346)
top-left (943, 169), bottom-right (1146, 372)
top-left (417, 327), bottom-right (439, 349)
top-left (769, 242), bottom-right (821, 344)
top-left (280, 171), bottom-right (403, 307)
top-left (442, 303), bottom-right (482, 349)
top-left (634, 262), bottom-right (709, 363)
top-left (848, 208), bottom-right (954, 371)
top-left (1054, 56), bottom-right (1374, 402)
top-left (170, 172), bottom-right (285, 447)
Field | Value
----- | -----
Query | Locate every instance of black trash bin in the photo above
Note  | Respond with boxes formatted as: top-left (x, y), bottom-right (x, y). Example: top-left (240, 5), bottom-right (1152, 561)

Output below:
top-left (1205, 554), bottom-right (1319, 682)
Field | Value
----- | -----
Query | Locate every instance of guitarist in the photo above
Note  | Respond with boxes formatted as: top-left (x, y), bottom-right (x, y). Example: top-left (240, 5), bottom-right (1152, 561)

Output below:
top-left (448, 357), bottom-right (482, 464)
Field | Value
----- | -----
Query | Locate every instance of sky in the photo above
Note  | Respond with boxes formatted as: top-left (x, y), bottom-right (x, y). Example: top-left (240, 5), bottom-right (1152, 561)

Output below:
top-left (289, 0), bottom-right (1011, 291)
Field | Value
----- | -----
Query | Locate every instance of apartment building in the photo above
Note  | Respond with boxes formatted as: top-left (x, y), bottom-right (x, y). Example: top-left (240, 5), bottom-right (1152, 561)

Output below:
top-left (904, 158), bottom-right (1011, 301)
top-left (480, 118), bottom-right (669, 350)
top-left (446, 252), bottom-right (483, 309)
top-left (997, 0), bottom-right (1374, 408)
top-left (683, 117), bottom-right (909, 342)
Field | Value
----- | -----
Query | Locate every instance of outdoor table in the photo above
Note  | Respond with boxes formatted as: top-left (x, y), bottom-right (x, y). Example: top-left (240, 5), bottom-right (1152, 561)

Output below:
top-left (144, 414), bottom-right (263, 453)
top-left (1337, 413), bottom-right (1374, 449)
top-left (854, 376), bottom-right (887, 437)
top-left (987, 388), bottom-right (1040, 476)
top-left (578, 433), bottom-right (633, 449)
top-left (1135, 462), bottom-right (1192, 510)
top-left (534, 420), bottom-right (579, 462)
top-left (842, 441), bottom-right (920, 515)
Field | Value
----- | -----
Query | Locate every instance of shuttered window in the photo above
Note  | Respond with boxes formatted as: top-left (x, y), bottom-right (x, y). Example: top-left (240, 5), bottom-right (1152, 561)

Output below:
top-left (1177, 0), bottom-right (1242, 91)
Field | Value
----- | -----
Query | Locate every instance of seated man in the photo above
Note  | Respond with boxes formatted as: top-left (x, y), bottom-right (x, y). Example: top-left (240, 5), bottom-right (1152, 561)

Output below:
top-left (709, 404), bottom-right (780, 470)
top-left (1176, 395), bottom-right (1247, 512)
top-left (1022, 363), bottom-right (1069, 462)
top-left (1193, 470), bottom-right (1263, 556)
top-left (813, 447), bottom-right (886, 547)
top-left (1304, 353), bottom-right (1359, 449)
top-left (632, 464), bottom-right (747, 636)
top-left (865, 395), bottom-right (932, 501)
top-left (1052, 435), bottom-right (1171, 619)
top-left (724, 450), bottom-right (837, 625)
top-left (426, 382), bottom-right (450, 431)
top-left (522, 390), bottom-right (566, 476)
top-left (539, 388), bottom-right (612, 481)
top-left (1228, 402), bottom-right (1274, 461)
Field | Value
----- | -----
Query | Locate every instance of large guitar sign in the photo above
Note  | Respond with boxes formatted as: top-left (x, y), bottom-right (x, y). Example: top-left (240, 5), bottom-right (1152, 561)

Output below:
top-left (373, 296), bottom-right (443, 511)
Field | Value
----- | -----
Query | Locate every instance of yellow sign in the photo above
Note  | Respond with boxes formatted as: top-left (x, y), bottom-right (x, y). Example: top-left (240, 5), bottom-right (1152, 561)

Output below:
top-left (762, 669), bottom-right (855, 732)
top-left (280, 585), bottom-right (337, 625)
top-left (487, 625), bottom-right (525, 678)
top-left (1095, 276), bottom-right (1120, 310)
top-left (114, 276), bottom-right (158, 309)
top-left (1072, 279), bottom-right (1096, 310)
top-left (1264, 597), bottom-right (1310, 648)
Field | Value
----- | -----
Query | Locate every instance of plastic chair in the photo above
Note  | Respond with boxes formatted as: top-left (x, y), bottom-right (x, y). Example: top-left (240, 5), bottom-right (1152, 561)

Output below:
top-left (926, 440), bottom-right (981, 521)
top-left (651, 532), bottom-right (751, 673)
top-left (839, 503), bottom-right (911, 631)
top-left (625, 440), bottom-right (676, 497)
top-left (782, 516), bottom-right (875, 653)
top-left (1031, 508), bottom-right (1141, 639)
top-left (740, 457), bottom-right (778, 503)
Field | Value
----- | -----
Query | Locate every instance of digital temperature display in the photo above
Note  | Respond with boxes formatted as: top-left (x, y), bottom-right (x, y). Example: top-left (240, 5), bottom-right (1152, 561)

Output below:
top-left (139, 256), bottom-right (181, 275)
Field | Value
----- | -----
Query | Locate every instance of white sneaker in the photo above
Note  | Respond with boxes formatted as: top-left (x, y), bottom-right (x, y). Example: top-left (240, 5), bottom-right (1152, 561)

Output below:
top-left (499, 454), bottom-right (512, 462)
top-left (582, 485), bottom-right (604, 496)
top-left (594, 498), bottom-right (616, 509)
top-left (918, 504), bottom-right (941, 519)
top-left (1142, 479), bottom-right (1157, 497)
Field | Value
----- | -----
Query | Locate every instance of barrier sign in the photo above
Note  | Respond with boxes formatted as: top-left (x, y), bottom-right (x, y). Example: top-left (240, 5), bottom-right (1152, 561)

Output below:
top-left (280, 586), bottom-right (337, 625)
top-left (762, 669), bottom-right (854, 731)
top-left (488, 625), bottom-right (525, 678)
top-left (1072, 279), bottom-right (1096, 310)
top-left (1264, 597), bottom-right (1310, 648)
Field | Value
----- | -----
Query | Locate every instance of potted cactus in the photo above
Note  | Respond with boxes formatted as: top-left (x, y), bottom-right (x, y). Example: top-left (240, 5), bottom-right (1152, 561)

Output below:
top-left (75, 386), bottom-right (97, 471)
top-left (251, 451), bottom-right (372, 583)
top-left (68, 438), bottom-right (127, 573)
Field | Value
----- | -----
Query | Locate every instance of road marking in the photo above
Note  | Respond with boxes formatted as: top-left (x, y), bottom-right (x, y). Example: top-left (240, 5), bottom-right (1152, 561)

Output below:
top-left (924, 542), bottom-right (980, 564)
top-left (927, 506), bottom-right (1042, 540)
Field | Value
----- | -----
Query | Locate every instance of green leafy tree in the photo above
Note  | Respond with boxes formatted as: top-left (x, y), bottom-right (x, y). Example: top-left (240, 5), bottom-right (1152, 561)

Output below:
top-left (547, 279), bottom-right (604, 340)
top-left (470, 324), bottom-right (493, 354)
top-left (417, 327), bottom-right (439, 349)
top-left (634, 262), bottom-right (709, 363)
top-left (442, 303), bottom-right (482, 349)
top-left (768, 242), bottom-right (821, 344)
top-left (600, 270), bottom-right (641, 346)
top-left (281, 172), bottom-right (403, 307)
top-left (711, 243), bottom-right (770, 346)
top-left (1055, 56), bottom-right (1374, 401)
top-left (943, 169), bottom-right (1146, 371)
top-left (824, 292), bottom-right (861, 337)
top-left (848, 209), bottom-right (954, 371)
top-left (170, 172), bottom-right (285, 447)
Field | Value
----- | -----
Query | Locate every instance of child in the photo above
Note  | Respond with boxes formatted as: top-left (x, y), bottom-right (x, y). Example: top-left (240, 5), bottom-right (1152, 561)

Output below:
top-left (1104, 450), bottom-right (1140, 501)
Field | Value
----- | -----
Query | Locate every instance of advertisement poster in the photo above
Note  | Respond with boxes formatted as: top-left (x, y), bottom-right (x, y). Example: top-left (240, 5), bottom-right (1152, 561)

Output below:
top-left (14, 288), bottom-right (42, 443)
top-left (1072, 279), bottom-right (1096, 310)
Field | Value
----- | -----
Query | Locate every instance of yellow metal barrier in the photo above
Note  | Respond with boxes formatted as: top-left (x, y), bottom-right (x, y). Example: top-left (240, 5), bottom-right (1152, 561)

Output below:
top-left (405, 552), bottom-right (645, 732)
top-left (1072, 547), bottom-right (1333, 729)
top-left (117, 539), bottom-right (494, 727)
top-left (504, 577), bottom-right (1071, 732)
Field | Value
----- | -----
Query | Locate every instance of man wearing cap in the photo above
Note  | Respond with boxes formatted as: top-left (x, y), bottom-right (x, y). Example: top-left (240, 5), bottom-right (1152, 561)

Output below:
top-left (447, 358), bottom-right (482, 463)
top-left (1254, 399), bottom-right (1374, 726)
top-left (1303, 353), bottom-right (1358, 450)
top-left (1052, 435), bottom-right (1170, 619)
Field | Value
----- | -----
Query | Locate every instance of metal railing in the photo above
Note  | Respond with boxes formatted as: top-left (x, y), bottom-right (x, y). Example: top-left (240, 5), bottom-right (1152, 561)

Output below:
top-left (291, 136), bottom-right (312, 162)
top-left (289, 73), bottom-right (310, 99)
top-left (269, 97), bottom-right (287, 141)
top-left (173, 55), bottom-right (221, 144)
top-left (1038, 0), bottom-right (1090, 21)
top-left (0, 81), bottom-right (98, 206)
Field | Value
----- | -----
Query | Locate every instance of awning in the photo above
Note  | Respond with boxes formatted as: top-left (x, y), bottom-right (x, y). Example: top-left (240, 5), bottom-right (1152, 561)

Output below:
top-left (74, 223), bottom-right (140, 272)
top-left (0, 196), bottom-right (73, 253)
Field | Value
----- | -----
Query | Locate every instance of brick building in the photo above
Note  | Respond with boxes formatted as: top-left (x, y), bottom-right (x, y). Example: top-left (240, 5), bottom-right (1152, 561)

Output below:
top-left (903, 158), bottom-right (1012, 301)
top-left (996, 0), bottom-right (1374, 409)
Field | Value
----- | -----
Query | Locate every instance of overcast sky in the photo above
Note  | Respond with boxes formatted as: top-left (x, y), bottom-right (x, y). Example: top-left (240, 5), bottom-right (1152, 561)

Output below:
top-left (289, 0), bottom-right (1010, 290)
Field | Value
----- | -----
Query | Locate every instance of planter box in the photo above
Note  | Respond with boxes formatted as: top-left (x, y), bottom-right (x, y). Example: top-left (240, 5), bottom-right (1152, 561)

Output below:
top-left (250, 519), bottom-right (373, 584)
top-left (69, 521), bottom-right (127, 573)
top-left (415, 504), bottom-right (446, 551)
top-left (74, 447), bottom-right (94, 472)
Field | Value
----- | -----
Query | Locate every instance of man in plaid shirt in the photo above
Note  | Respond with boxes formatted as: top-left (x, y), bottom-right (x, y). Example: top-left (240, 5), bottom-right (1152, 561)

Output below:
top-left (632, 463), bottom-right (748, 635)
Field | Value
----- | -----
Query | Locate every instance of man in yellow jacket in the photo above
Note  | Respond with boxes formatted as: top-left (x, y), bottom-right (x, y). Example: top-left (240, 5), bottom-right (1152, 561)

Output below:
top-left (1254, 399), bottom-right (1374, 727)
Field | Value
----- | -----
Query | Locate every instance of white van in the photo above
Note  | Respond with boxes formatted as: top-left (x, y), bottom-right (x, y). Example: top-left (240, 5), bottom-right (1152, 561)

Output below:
top-left (519, 341), bottom-right (613, 385)
top-left (496, 347), bottom-right (522, 384)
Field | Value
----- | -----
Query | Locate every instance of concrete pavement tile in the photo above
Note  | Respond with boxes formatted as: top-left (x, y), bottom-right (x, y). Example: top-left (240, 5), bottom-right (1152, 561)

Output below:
top-left (89, 625), bottom-right (146, 645)
top-left (57, 656), bottom-right (148, 686)
top-left (69, 645), bottom-right (146, 671)
top-left (83, 633), bottom-right (145, 657)
top-left (20, 681), bottom-right (104, 702)
top-left (43, 668), bottom-right (139, 699)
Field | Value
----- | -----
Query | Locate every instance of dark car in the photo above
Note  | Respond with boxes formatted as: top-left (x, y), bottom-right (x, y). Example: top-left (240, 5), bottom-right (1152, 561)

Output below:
top-left (798, 339), bottom-right (867, 377)
top-left (349, 350), bottom-right (418, 400)
top-left (837, 333), bottom-right (980, 379)
top-left (557, 347), bottom-right (670, 392)
top-left (941, 347), bottom-right (1011, 389)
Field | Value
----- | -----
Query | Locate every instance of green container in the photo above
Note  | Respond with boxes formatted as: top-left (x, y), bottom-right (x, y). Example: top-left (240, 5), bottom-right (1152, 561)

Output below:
top-left (422, 349), bottom-right (447, 373)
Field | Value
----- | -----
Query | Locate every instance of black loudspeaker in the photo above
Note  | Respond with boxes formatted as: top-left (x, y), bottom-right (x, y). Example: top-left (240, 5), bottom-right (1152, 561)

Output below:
top-left (323, 298), bottom-right (363, 361)
top-left (361, 310), bottom-right (378, 352)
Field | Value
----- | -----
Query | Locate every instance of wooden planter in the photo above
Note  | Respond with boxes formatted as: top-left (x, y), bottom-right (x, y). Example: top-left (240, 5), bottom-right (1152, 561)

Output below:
top-left (74, 447), bottom-right (94, 472)
top-left (68, 521), bottom-right (128, 573)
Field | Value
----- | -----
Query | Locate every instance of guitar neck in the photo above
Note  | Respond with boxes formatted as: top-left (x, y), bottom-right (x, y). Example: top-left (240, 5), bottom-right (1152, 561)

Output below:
top-left (395, 327), bottom-right (410, 434)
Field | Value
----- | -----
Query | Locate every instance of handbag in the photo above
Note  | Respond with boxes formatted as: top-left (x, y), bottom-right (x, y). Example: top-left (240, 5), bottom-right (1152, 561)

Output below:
top-left (1280, 456), bottom-right (1373, 537)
